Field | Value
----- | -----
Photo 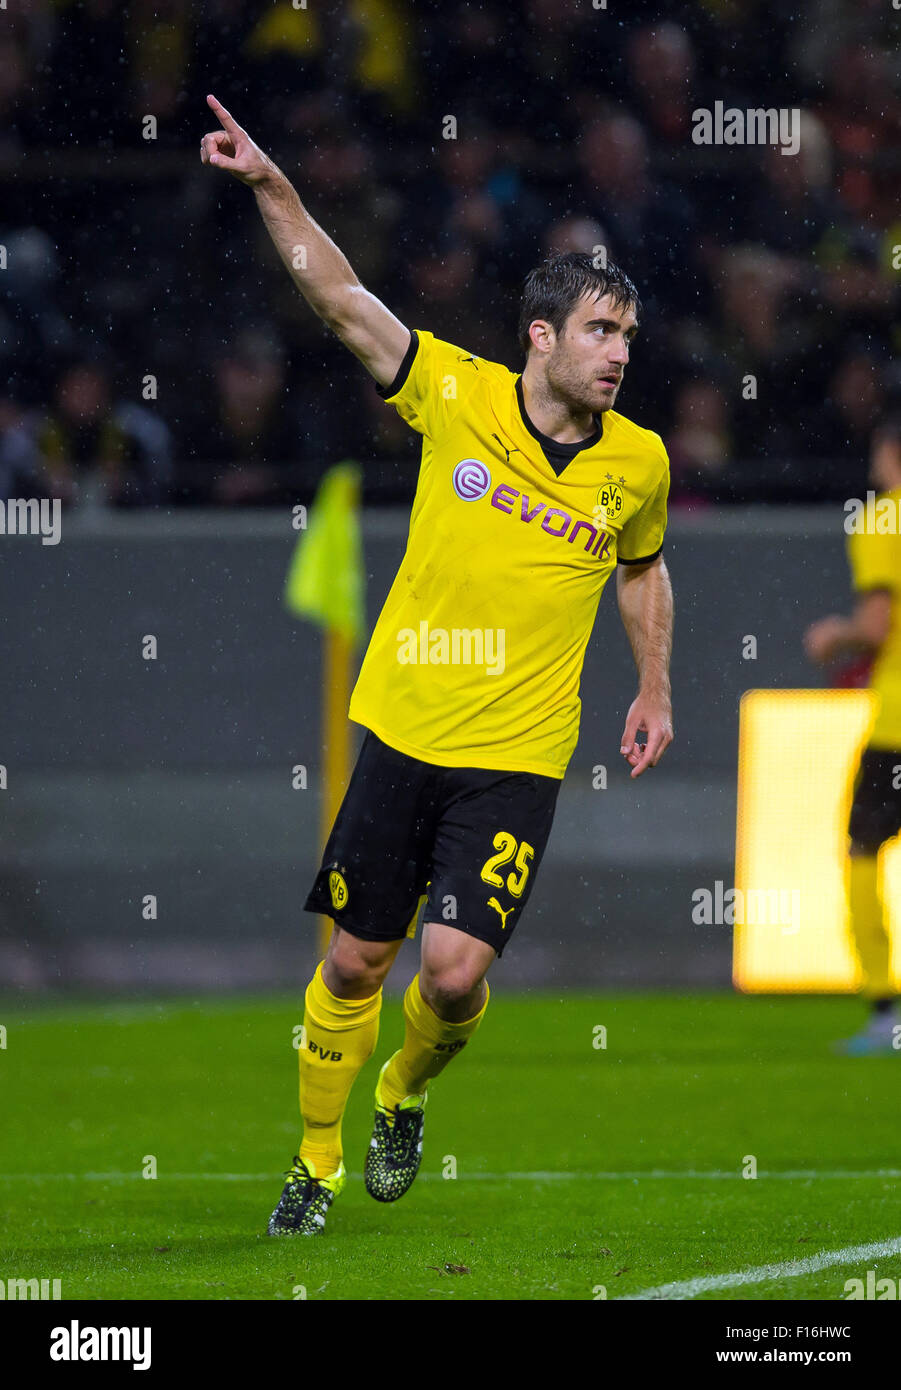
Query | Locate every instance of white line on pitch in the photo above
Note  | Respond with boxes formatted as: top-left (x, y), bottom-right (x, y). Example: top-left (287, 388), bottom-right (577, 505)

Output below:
top-left (0, 1169), bottom-right (899, 1183)
top-left (620, 1235), bottom-right (901, 1301)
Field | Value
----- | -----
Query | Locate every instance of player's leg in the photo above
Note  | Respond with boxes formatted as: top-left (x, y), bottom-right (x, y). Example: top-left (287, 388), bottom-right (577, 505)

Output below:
top-left (838, 749), bottom-right (900, 1055)
top-left (379, 920), bottom-right (494, 1106)
top-left (364, 764), bottom-right (561, 1201)
top-left (377, 921), bottom-right (495, 1107)
top-left (270, 927), bottom-right (401, 1236)
top-left (364, 924), bottom-right (494, 1203)
top-left (842, 844), bottom-right (898, 1053)
top-left (268, 731), bottom-right (439, 1233)
top-left (295, 926), bottom-right (404, 1183)
top-left (848, 847), bottom-right (893, 1002)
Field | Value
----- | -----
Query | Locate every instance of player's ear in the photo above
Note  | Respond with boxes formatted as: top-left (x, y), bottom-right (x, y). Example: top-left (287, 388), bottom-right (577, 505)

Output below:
top-left (528, 320), bottom-right (554, 354)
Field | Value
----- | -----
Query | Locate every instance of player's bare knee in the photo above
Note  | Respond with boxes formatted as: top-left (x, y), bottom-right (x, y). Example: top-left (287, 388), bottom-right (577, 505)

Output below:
top-left (420, 964), bottom-right (484, 1014)
top-left (324, 930), bottom-right (394, 997)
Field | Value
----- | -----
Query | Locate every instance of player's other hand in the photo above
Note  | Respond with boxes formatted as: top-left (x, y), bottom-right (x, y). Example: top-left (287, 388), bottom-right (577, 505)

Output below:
top-left (620, 691), bottom-right (673, 778)
top-left (200, 95), bottom-right (274, 186)
top-left (803, 615), bottom-right (846, 665)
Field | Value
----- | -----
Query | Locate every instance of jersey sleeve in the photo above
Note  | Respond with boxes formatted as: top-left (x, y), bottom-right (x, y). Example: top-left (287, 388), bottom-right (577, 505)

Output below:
top-left (847, 529), bottom-right (896, 593)
top-left (376, 329), bottom-right (482, 439)
top-left (617, 444), bottom-right (670, 565)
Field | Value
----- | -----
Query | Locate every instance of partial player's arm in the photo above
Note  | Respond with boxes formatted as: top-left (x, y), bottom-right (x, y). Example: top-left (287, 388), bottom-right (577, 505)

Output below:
top-left (804, 592), bottom-right (892, 665)
top-left (616, 555), bottom-right (674, 778)
top-left (199, 95), bottom-right (410, 389)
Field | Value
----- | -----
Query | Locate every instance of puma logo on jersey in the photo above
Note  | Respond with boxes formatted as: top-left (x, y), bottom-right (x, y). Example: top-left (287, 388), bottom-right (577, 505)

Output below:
top-left (487, 897), bottom-right (515, 930)
top-left (491, 432), bottom-right (522, 465)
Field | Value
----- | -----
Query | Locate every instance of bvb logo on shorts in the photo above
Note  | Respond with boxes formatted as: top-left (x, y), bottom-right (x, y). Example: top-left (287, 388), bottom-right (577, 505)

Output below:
top-left (596, 482), bottom-right (624, 521)
top-left (329, 870), bottom-right (349, 910)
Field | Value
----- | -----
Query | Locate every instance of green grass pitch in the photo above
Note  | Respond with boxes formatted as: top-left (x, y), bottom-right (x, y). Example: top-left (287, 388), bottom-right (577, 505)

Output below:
top-left (1, 991), bottom-right (899, 1301)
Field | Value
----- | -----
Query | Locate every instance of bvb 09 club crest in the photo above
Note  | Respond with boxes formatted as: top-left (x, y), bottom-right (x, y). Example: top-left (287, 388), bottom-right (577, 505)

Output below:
top-left (329, 870), bottom-right (349, 910)
top-left (595, 481), bottom-right (624, 522)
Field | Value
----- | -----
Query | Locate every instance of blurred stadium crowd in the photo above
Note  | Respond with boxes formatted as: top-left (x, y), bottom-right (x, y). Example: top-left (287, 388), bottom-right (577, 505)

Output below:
top-left (1, 0), bottom-right (898, 508)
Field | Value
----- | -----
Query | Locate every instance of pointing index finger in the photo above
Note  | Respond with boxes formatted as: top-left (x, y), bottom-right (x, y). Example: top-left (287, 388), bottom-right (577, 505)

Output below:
top-left (207, 94), bottom-right (241, 136)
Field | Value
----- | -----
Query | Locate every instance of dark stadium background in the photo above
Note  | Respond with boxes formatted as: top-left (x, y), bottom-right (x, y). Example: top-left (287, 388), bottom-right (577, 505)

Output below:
top-left (1, 0), bottom-right (898, 991)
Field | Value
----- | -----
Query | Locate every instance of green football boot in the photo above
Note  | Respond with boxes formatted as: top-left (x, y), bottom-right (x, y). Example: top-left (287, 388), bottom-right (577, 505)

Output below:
top-left (364, 1057), bottom-right (428, 1203)
top-left (266, 1155), bottom-right (346, 1235)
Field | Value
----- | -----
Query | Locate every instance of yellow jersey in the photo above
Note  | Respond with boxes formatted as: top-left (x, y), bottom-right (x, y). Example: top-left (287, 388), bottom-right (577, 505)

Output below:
top-left (847, 488), bottom-right (901, 748)
top-left (347, 329), bottom-right (670, 778)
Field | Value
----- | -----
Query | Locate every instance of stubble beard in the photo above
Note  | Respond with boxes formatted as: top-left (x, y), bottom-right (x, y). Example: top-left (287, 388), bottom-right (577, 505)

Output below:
top-left (546, 348), bottom-right (610, 419)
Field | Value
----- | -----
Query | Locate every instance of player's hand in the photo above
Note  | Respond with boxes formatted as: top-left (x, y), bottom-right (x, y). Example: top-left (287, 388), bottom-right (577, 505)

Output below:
top-left (620, 692), bottom-right (673, 778)
top-left (803, 615), bottom-right (846, 665)
top-left (200, 95), bottom-right (275, 186)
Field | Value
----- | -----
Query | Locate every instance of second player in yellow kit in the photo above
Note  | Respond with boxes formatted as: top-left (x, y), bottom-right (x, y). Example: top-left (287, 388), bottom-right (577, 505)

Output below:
top-left (805, 418), bottom-right (901, 1054)
top-left (847, 490), bottom-right (901, 752)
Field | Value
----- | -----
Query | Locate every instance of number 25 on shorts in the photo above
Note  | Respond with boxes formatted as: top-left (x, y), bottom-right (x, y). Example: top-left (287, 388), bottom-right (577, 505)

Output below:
top-left (479, 831), bottom-right (535, 899)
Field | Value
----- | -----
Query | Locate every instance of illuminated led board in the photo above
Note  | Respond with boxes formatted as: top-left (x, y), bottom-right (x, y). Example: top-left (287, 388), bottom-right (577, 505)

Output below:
top-left (734, 689), bottom-right (901, 992)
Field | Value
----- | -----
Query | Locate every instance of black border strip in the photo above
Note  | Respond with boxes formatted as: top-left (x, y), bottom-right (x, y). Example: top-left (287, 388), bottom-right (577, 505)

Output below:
top-left (376, 329), bottom-right (419, 399)
top-left (617, 545), bottom-right (663, 566)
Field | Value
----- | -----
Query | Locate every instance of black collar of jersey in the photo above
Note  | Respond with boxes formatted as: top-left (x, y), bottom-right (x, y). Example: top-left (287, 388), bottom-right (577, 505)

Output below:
top-left (514, 376), bottom-right (603, 477)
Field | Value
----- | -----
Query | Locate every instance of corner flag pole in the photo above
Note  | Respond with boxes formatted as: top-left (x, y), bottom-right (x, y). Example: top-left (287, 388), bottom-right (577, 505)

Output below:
top-left (284, 462), bottom-right (366, 962)
top-left (319, 625), bottom-right (353, 959)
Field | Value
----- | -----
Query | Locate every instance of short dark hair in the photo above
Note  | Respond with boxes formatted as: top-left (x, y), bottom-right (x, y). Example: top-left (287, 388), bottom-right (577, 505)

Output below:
top-left (517, 252), bottom-right (641, 357)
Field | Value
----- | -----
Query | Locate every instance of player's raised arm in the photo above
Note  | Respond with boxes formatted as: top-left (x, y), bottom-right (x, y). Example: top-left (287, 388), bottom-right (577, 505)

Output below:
top-left (199, 94), bottom-right (410, 389)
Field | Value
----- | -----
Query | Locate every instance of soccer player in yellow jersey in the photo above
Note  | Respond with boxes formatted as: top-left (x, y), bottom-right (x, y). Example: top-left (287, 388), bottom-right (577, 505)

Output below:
top-left (200, 96), bottom-right (675, 1233)
top-left (805, 418), bottom-right (901, 1055)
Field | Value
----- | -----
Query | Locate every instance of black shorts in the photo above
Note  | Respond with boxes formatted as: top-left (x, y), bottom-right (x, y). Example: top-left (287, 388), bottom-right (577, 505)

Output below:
top-left (303, 730), bottom-right (561, 957)
top-left (848, 747), bottom-right (901, 851)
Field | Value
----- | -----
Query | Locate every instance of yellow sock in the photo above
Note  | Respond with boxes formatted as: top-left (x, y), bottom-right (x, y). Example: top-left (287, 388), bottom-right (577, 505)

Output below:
top-left (298, 961), bottom-right (381, 1176)
top-left (848, 853), bottom-right (893, 999)
top-left (378, 972), bottom-right (489, 1111)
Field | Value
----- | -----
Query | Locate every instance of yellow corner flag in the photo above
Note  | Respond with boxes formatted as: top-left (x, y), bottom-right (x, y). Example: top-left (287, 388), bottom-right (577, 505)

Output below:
top-left (285, 462), bottom-right (366, 959)
top-left (285, 460), bottom-right (365, 644)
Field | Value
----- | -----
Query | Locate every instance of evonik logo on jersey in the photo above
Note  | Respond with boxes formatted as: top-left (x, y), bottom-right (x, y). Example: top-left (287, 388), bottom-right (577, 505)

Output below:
top-left (452, 459), bottom-right (612, 561)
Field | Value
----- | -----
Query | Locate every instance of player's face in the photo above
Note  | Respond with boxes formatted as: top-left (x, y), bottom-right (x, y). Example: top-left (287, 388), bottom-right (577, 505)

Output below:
top-left (548, 293), bottom-right (639, 414)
